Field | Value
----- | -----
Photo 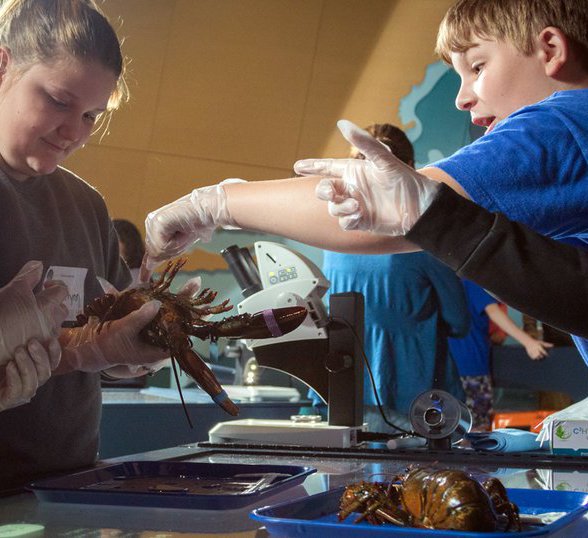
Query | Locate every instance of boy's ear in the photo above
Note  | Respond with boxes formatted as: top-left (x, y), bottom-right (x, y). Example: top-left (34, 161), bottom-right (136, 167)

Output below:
top-left (537, 26), bottom-right (568, 78)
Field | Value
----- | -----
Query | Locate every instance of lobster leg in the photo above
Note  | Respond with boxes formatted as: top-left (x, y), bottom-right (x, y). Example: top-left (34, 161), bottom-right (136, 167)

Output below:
top-left (193, 298), bottom-right (232, 317)
top-left (152, 259), bottom-right (187, 293)
top-left (192, 288), bottom-right (220, 306)
top-left (189, 306), bottom-right (307, 341)
top-left (483, 478), bottom-right (521, 531)
top-left (373, 507), bottom-right (410, 526)
top-left (174, 347), bottom-right (239, 417)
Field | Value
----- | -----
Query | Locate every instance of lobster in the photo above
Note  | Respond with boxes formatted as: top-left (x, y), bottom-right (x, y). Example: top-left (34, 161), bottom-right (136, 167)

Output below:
top-left (339, 467), bottom-right (521, 532)
top-left (77, 258), bottom-right (307, 422)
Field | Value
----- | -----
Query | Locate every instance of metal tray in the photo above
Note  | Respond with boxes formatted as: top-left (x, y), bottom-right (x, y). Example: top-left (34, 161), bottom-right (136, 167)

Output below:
top-left (251, 486), bottom-right (588, 537)
top-left (29, 460), bottom-right (315, 510)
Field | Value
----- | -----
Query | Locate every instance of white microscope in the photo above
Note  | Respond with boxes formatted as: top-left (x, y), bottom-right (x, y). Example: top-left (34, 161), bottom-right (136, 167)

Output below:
top-left (208, 241), bottom-right (366, 448)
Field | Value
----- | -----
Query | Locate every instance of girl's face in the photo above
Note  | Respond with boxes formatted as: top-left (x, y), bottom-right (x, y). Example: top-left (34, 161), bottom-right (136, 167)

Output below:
top-left (0, 54), bottom-right (117, 181)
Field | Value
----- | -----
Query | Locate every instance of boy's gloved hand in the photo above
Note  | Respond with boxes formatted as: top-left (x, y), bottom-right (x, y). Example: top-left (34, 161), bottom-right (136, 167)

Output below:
top-left (142, 179), bottom-right (245, 278)
top-left (62, 300), bottom-right (168, 373)
top-left (0, 337), bottom-right (61, 412)
top-left (294, 120), bottom-right (440, 236)
top-left (0, 261), bottom-right (69, 365)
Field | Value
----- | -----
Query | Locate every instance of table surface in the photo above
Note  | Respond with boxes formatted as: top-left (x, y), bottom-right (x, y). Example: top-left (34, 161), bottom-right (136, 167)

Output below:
top-left (3, 443), bottom-right (588, 537)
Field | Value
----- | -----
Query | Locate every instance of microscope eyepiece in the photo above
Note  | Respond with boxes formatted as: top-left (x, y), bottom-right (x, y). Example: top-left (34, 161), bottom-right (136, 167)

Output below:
top-left (221, 245), bottom-right (262, 298)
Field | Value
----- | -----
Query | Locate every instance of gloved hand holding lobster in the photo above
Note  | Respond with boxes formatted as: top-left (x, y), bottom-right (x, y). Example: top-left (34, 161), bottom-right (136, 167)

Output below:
top-left (0, 260), bottom-right (69, 411)
top-left (0, 338), bottom-right (61, 412)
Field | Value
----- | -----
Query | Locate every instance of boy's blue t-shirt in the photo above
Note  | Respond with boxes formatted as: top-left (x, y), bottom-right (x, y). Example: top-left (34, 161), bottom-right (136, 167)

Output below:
top-left (448, 280), bottom-right (496, 377)
top-left (433, 88), bottom-right (588, 365)
top-left (433, 89), bottom-right (588, 248)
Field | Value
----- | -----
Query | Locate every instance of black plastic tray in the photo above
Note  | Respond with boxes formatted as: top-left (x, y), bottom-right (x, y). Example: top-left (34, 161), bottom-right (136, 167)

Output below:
top-left (29, 460), bottom-right (315, 510)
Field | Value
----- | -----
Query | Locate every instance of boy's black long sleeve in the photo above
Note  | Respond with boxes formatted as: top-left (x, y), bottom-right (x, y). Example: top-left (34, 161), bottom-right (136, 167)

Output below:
top-left (406, 184), bottom-right (588, 338)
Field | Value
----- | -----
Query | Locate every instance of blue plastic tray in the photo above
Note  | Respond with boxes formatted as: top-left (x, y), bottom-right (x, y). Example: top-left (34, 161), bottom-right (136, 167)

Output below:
top-left (29, 460), bottom-right (315, 510)
top-left (251, 486), bottom-right (588, 536)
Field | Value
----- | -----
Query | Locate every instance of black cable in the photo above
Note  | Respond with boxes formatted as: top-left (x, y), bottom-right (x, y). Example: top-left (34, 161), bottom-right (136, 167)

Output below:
top-left (357, 431), bottom-right (402, 442)
top-left (329, 316), bottom-right (413, 436)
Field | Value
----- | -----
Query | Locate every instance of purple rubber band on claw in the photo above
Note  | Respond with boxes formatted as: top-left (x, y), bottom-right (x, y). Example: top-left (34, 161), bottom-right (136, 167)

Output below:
top-left (213, 389), bottom-right (229, 404)
top-left (263, 309), bottom-right (283, 337)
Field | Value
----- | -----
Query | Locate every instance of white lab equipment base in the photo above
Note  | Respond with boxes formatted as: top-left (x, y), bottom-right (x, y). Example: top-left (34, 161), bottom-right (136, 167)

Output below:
top-left (208, 418), bottom-right (367, 448)
top-left (141, 385), bottom-right (300, 403)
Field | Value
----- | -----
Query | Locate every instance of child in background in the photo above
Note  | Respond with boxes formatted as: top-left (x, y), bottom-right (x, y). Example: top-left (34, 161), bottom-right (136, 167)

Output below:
top-left (0, 0), bottom-right (170, 491)
top-left (448, 280), bottom-right (552, 431)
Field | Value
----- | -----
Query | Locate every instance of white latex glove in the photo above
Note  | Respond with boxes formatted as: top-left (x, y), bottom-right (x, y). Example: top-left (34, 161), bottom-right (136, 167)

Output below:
top-left (102, 358), bottom-right (171, 379)
top-left (294, 120), bottom-right (440, 236)
top-left (0, 337), bottom-right (61, 412)
top-left (0, 261), bottom-right (69, 366)
top-left (98, 276), bottom-right (201, 378)
top-left (177, 275), bottom-right (202, 297)
top-left (62, 300), bottom-right (168, 373)
top-left (142, 178), bottom-right (246, 274)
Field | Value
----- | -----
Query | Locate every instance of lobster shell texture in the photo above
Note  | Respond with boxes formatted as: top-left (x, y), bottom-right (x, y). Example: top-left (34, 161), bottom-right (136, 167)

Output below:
top-left (339, 466), bottom-right (521, 532)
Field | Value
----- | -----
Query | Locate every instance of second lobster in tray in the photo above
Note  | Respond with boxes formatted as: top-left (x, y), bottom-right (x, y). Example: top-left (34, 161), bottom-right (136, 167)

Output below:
top-left (339, 467), bottom-right (521, 532)
top-left (77, 258), bottom-right (307, 419)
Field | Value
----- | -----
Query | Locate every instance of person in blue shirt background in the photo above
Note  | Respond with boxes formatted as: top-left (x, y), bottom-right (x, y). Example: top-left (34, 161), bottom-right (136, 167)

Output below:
top-left (318, 124), bottom-right (470, 433)
top-left (449, 280), bottom-right (552, 431)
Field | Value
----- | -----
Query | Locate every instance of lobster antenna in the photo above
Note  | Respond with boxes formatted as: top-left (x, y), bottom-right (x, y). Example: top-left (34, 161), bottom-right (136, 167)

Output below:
top-left (170, 357), bottom-right (194, 429)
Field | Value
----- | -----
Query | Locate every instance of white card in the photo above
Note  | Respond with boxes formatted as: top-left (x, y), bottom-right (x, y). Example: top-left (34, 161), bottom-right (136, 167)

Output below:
top-left (44, 266), bottom-right (89, 322)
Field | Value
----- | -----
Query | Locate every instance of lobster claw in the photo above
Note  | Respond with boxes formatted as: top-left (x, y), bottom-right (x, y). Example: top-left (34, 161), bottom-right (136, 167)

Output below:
top-left (216, 306), bottom-right (307, 339)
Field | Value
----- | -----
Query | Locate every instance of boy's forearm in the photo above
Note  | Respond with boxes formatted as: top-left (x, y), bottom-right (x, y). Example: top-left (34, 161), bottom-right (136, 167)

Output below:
top-left (224, 177), bottom-right (416, 254)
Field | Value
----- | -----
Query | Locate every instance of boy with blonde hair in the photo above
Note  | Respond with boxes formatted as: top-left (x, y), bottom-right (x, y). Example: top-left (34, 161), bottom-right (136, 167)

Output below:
top-left (143, 0), bottom-right (588, 356)
top-left (425, 0), bottom-right (588, 243)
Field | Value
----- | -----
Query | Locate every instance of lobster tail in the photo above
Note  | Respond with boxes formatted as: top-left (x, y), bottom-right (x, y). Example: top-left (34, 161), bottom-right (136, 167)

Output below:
top-left (176, 348), bottom-right (239, 417)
